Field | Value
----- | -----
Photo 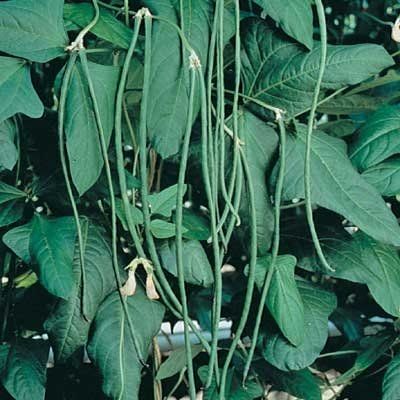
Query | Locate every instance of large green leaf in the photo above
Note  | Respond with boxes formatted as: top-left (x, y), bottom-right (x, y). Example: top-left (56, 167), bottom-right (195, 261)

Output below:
top-left (263, 280), bottom-right (336, 371)
top-left (253, 0), bottom-right (313, 49)
top-left (44, 221), bottom-right (116, 362)
top-left (0, 0), bottom-right (68, 62)
top-left (157, 344), bottom-right (203, 380)
top-left (317, 94), bottom-right (382, 115)
top-left (143, 0), bottom-right (212, 158)
top-left (268, 367), bottom-right (322, 400)
top-left (298, 231), bottom-right (400, 317)
top-left (279, 125), bottom-right (400, 246)
top-left (237, 110), bottom-right (278, 255)
top-left (3, 221), bottom-right (33, 263)
top-left (0, 340), bottom-right (49, 400)
top-left (350, 105), bottom-right (400, 171)
top-left (241, 18), bottom-right (393, 117)
top-left (64, 60), bottom-right (120, 195)
top-left (87, 289), bottom-right (165, 400)
top-left (0, 118), bottom-right (18, 170)
top-left (383, 353), bottom-right (400, 400)
top-left (362, 158), bottom-right (400, 196)
top-left (158, 239), bottom-right (214, 287)
top-left (335, 333), bottom-right (396, 385)
top-left (0, 200), bottom-right (25, 227)
top-left (63, 3), bottom-right (132, 49)
top-left (0, 57), bottom-right (43, 123)
top-left (29, 215), bottom-right (77, 300)
top-left (0, 181), bottom-right (26, 204)
top-left (148, 184), bottom-right (186, 217)
top-left (251, 255), bottom-right (305, 346)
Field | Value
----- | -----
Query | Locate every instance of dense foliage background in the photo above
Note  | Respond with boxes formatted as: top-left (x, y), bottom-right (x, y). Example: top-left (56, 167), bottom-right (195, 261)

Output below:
top-left (2, 0), bottom-right (400, 399)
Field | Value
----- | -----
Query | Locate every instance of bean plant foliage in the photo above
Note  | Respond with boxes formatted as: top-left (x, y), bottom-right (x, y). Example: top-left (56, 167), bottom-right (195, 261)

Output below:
top-left (2, 0), bottom-right (400, 399)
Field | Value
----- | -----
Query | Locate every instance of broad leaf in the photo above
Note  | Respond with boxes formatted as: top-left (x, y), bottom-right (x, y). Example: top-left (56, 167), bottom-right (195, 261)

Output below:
top-left (383, 354), bottom-right (400, 400)
top-left (268, 367), bottom-right (322, 400)
top-left (29, 215), bottom-right (77, 300)
top-left (64, 3), bottom-right (133, 49)
top-left (317, 94), bottom-right (381, 115)
top-left (298, 230), bottom-right (400, 317)
top-left (362, 158), bottom-right (400, 196)
top-left (3, 221), bottom-right (33, 263)
top-left (181, 208), bottom-right (210, 241)
top-left (253, 0), bottom-right (313, 49)
top-left (150, 219), bottom-right (184, 239)
top-left (45, 221), bottom-right (116, 362)
top-left (158, 239), bottom-right (214, 287)
top-left (143, 0), bottom-right (212, 158)
top-left (350, 105), bottom-right (400, 171)
top-left (0, 339), bottom-right (49, 400)
top-left (87, 289), bottom-right (165, 400)
top-left (0, 199), bottom-right (25, 227)
top-left (115, 198), bottom-right (143, 231)
top-left (278, 125), bottom-right (400, 246)
top-left (319, 119), bottom-right (356, 138)
top-left (0, 57), bottom-right (43, 123)
top-left (157, 344), bottom-right (203, 380)
top-left (148, 184), bottom-right (186, 217)
top-left (64, 60), bottom-right (120, 195)
top-left (0, 118), bottom-right (18, 170)
top-left (0, 181), bottom-right (26, 204)
top-left (237, 110), bottom-right (278, 255)
top-left (0, 0), bottom-right (68, 62)
top-left (251, 255), bottom-right (305, 346)
top-left (335, 333), bottom-right (396, 385)
top-left (263, 280), bottom-right (336, 371)
top-left (241, 18), bottom-right (394, 117)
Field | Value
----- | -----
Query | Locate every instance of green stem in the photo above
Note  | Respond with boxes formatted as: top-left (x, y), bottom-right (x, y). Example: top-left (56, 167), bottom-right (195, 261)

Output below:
top-left (79, 50), bottom-right (146, 364)
top-left (304, 0), bottom-right (334, 272)
top-left (242, 117), bottom-right (287, 383)
top-left (175, 68), bottom-right (197, 400)
top-left (57, 53), bottom-right (88, 319)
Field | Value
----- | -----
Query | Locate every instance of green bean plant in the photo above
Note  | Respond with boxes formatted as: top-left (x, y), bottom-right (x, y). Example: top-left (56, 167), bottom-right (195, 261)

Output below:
top-left (2, 0), bottom-right (400, 399)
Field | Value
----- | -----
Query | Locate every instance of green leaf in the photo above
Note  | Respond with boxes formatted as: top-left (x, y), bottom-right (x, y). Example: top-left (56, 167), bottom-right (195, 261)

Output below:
top-left (87, 289), bottom-right (165, 400)
top-left (115, 198), bottom-right (143, 231)
top-left (298, 231), bottom-right (400, 317)
top-left (64, 3), bottom-right (133, 49)
top-left (0, 118), bottom-right (18, 170)
top-left (0, 57), bottom-right (43, 123)
top-left (148, 184), bottom-right (186, 217)
top-left (150, 219), bottom-right (183, 239)
top-left (143, 0), bottom-right (212, 158)
top-left (181, 208), bottom-right (210, 240)
top-left (157, 344), bottom-right (203, 380)
top-left (317, 94), bottom-right (382, 115)
top-left (383, 353), bottom-right (400, 400)
top-left (362, 158), bottom-right (400, 196)
top-left (263, 280), bottom-right (337, 371)
top-left (251, 255), bottom-right (305, 346)
top-left (335, 333), bottom-right (396, 385)
top-left (64, 60), bottom-right (120, 195)
top-left (158, 239), bottom-right (214, 287)
top-left (3, 221), bottom-right (33, 263)
top-left (237, 110), bottom-right (278, 255)
top-left (0, 0), bottom-right (68, 62)
top-left (0, 339), bottom-right (49, 400)
top-left (350, 105), bottom-right (400, 171)
top-left (0, 200), bottom-right (25, 227)
top-left (44, 221), bottom-right (116, 362)
top-left (253, 0), bottom-right (313, 49)
top-left (0, 181), bottom-right (26, 204)
top-left (241, 18), bottom-right (394, 117)
top-left (279, 125), bottom-right (400, 246)
top-left (269, 367), bottom-right (322, 400)
top-left (319, 119), bottom-right (356, 138)
top-left (29, 215), bottom-right (77, 300)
